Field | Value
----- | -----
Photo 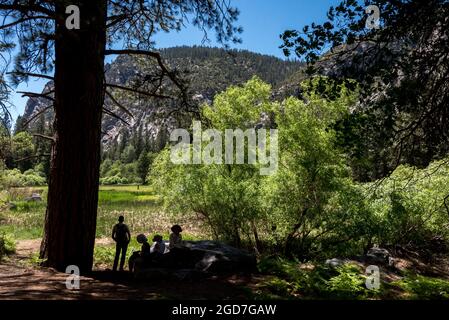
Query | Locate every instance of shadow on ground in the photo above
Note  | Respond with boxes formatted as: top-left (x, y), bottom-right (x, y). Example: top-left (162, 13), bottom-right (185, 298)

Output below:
top-left (0, 258), bottom-right (258, 300)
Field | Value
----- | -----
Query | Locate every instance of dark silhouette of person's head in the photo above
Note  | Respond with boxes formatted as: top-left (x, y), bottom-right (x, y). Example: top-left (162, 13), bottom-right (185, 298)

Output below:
top-left (137, 234), bottom-right (148, 244)
top-left (118, 215), bottom-right (124, 223)
top-left (171, 225), bottom-right (182, 234)
top-left (153, 235), bottom-right (163, 242)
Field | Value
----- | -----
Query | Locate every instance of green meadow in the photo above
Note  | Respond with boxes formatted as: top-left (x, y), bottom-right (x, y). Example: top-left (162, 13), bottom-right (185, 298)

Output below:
top-left (0, 185), bottom-right (203, 268)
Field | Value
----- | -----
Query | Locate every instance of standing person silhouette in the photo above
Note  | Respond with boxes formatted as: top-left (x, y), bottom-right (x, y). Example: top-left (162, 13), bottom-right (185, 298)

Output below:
top-left (112, 215), bottom-right (131, 271)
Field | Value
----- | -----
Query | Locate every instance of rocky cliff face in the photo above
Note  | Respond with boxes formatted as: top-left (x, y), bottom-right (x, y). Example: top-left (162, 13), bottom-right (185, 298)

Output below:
top-left (22, 46), bottom-right (303, 149)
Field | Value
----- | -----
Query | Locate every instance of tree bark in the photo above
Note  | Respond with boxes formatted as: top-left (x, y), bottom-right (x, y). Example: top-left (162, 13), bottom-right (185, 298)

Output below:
top-left (40, 0), bottom-right (107, 273)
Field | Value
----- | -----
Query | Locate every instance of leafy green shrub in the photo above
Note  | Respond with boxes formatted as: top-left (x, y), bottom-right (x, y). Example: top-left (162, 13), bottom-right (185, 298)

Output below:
top-left (94, 245), bottom-right (117, 267)
top-left (100, 160), bottom-right (140, 185)
top-left (152, 77), bottom-right (272, 246)
top-left (258, 257), bottom-right (377, 299)
top-left (94, 238), bottom-right (141, 268)
top-left (1, 169), bottom-right (46, 187)
top-left (0, 233), bottom-right (16, 260)
top-left (9, 200), bottom-right (44, 212)
top-left (100, 175), bottom-right (130, 185)
top-left (393, 274), bottom-right (449, 300)
top-left (28, 252), bottom-right (46, 266)
top-left (326, 264), bottom-right (369, 299)
top-left (258, 256), bottom-right (304, 281)
top-left (152, 77), bottom-right (373, 254)
top-left (258, 256), bottom-right (331, 298)
top-left (367, 160), bottom-right (449, 248)
top-left (262, 278), bottom-right (294, 297)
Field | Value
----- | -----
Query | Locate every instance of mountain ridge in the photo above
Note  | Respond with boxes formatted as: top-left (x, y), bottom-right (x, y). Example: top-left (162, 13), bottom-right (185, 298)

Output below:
top-left (21, 46), bottom-right (303, 150)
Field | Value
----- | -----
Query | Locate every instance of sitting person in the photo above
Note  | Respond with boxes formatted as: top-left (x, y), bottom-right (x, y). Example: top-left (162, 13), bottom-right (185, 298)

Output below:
top-left (128, 234), bottom-right (151, 272)
top-left (164, 225), bottom-right (194, 268)
top-left (146, 235), bottom-right (166, 266)
top-left (152, 235), bottom-right (166, 255)
top-left (169, 225), bottom-right (183, 250)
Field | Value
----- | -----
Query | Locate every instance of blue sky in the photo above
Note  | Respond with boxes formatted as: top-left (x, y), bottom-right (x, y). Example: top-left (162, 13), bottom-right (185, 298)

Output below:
top-left (8, 0), bottom-right (339, 124)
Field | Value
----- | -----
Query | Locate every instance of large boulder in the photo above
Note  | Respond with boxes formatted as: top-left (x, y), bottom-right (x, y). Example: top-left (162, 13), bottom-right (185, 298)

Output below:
top-left (325, 258), bottom-right (345, 268)
top-left (25, 193), bottom-right (42, 202)
top-left (134, 241), bottom-right (257, 280)
top-left (366, 247), bottom-right (390, 264)
top-left (185, 240), bottom-right (257, 273)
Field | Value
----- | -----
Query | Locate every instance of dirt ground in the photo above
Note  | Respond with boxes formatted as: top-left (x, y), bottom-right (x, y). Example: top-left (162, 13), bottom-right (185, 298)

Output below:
top-left (0, 239), bottom-right (261, 300)
top-left (3, 239), bottom-right (449, 300)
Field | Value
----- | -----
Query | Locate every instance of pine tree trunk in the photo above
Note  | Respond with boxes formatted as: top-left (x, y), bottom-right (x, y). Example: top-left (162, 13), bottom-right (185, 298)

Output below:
top-left (39, 1), bottom-right (107, 273)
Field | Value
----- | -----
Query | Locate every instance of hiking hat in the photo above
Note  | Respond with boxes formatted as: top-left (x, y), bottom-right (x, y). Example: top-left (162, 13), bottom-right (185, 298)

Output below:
top-left (171, 225), bottom-right (182, 233)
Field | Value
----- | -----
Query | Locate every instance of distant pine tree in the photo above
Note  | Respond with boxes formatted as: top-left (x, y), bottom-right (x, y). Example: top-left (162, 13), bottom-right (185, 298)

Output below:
top-left (13, 115), bottom-right (27, 134)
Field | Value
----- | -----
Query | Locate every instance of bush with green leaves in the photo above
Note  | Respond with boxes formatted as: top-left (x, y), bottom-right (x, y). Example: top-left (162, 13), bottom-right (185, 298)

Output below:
top-left (100, 175), bottom-right (130, 185)
top-left (152, 77), bottom-right (374, 255)
top-left (0, 233), bottom-right (16, 260)
top-left (393, 274), bottom-right (449, 300)
top-left (262, 78), bottom-right (375, 258)
top-left (152, 77), bottom-right (273, 246)
top-left (0, 168), bottom-right (46, 187)
top-left (100, 160), bottom-right (140, 185)
top-left (326, 264), bottom-right (369, 300)
top-left (366, 159), bottom-right (449, 248)
top-left (0, 131), bottom-right (35, 172)
top-left (257, 256), bottom-right (323, 299)
top-left (257, 256), bottom-right (375, 300)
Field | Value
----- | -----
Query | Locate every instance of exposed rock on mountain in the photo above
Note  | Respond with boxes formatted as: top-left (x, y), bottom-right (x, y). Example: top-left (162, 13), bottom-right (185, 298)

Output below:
top-left (22, 46), bottom-right (302, 150)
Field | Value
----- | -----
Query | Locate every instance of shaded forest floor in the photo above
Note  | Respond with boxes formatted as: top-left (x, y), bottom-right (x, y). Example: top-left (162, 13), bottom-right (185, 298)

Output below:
top-left (0, 239), bottom-right (262, 300)
top-left (2, 239), bottom-right (449, 300)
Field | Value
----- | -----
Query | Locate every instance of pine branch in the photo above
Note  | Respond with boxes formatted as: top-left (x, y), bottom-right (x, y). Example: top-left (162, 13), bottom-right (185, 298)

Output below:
top-left (7, 71), bottom-right (54, 81)
top-left (23, 105), bottom-right (53, 127)
top-left (105, 90), bottom-right (134, 119)
top-left (105, 83), bottom-right (172, 100)
top-left (102, 107), bottom-right (130, 126)
top-left (18, 91), bottom-right (54, 101)
top-left (0, 4), bottom-right (55, 18)
top-left (105, 49), bottom-right (185, 92)
top-left (14, 153), bottom-right (51, 163)
top-left (0, 15), bottom-right (51, 30)
top-left (33, 133), bottom-right (55, 142)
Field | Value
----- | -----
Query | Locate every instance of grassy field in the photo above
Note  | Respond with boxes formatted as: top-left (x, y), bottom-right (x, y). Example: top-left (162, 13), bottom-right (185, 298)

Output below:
top-left (0, 185), bottom-right (205, 269)
top-left (0, 185), bottom-right (204, 239)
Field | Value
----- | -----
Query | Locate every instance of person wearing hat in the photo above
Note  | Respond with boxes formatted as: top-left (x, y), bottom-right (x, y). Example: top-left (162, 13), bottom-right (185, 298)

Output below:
top-left (166, 225), bottom-right (193, 268)
top-left (169, 225), bottom-right (183, 250)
